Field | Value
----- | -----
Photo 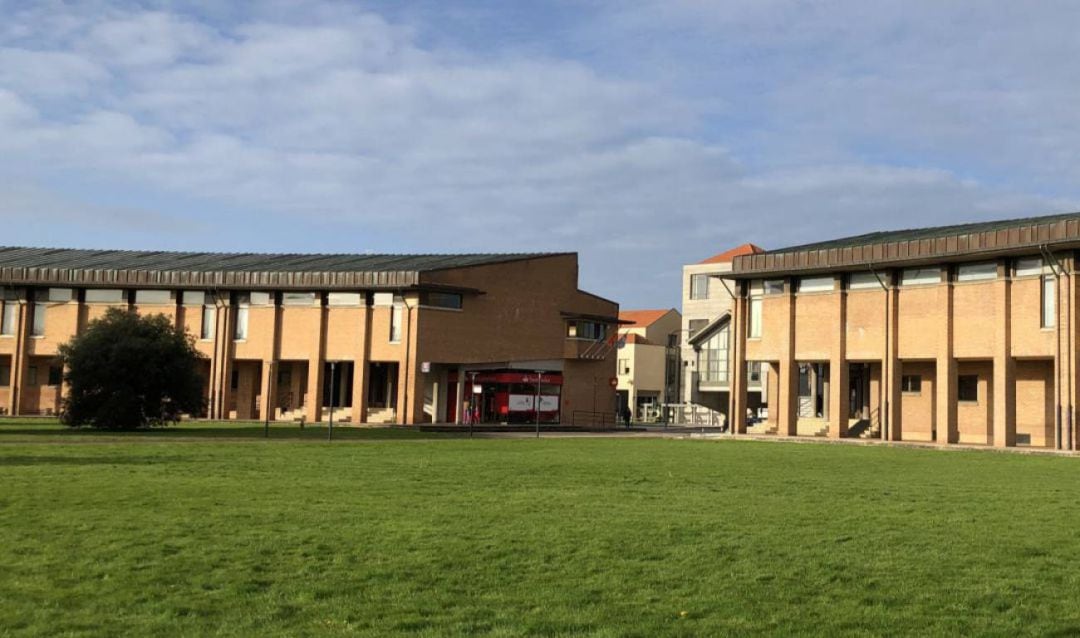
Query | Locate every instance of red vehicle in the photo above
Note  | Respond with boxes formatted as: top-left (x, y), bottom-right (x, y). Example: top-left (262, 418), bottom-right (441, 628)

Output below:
top-left (449, 371), bottom-right (562, 424)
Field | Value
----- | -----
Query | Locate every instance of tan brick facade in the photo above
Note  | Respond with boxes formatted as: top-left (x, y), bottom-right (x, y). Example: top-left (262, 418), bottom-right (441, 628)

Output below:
top-left (0, 252), bottom-right (618, 425)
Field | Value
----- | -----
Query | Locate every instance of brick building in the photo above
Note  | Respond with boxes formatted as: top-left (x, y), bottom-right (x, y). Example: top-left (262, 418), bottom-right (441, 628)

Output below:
top-left (725, 212), bottom-right (1080, 450)
top-left (0, 248), bottom-right (618, 425)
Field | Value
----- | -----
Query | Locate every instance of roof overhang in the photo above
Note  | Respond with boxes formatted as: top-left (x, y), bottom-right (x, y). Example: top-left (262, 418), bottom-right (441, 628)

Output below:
top-left (560, 310), bottom-right (627, 324)
top-left (688, 312), bottom-right (731, 347)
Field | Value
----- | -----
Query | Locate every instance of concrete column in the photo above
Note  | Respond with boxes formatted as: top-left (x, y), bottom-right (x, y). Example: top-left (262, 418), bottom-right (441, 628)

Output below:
top-left (829, 275), bottom-right (849, 438)
top-left (8, 299), bottom-right (27, 416)
top-left (884, 274), bottom-right (902, 441)
top-left (729, 282), bottom-right (748, 433)
top-left (352, 304), bottom-right (371, 425)
top-left (777, 281), bottom-right (798, 436)
top-left (765, 362), bottom-right (779, 429)
top-left (305, 304), bottom-right (327, 422)
top-left (453, 366), bottom-right (466, 423)
top-left (259, 360), bottom-right (276, 422)
top-left (935, 270), bottom-right (956, 444)
top-left (993, 263), bottom-right (1016, 447)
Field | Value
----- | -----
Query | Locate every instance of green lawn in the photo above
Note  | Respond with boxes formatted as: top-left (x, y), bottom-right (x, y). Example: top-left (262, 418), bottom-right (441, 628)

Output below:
top-left (1, 423), bottom-right (1079, 636)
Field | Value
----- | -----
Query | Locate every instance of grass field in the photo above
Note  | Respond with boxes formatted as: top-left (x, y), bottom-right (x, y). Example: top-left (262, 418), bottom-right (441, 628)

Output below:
top-left (2, 421), bottom-right (1080, 636)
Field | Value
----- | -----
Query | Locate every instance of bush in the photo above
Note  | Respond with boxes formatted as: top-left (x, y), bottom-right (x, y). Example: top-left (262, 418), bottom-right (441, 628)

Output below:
top-left (59, 307), bottom-right (206, 429)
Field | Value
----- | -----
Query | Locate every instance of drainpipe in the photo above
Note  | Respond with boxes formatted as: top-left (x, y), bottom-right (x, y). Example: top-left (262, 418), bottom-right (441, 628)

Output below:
top-left (1041, 245), bottom-right (1065, 450)
top-left (868, 264), bottom-right (889, 442)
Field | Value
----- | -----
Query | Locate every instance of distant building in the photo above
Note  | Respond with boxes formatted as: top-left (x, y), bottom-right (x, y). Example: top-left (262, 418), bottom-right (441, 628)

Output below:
top-left (0, 247), bottom-right (619, 425)
top-left (615, 308), bottom-right (681, 421)
top-left (681, 243), bottom-right (766, 418)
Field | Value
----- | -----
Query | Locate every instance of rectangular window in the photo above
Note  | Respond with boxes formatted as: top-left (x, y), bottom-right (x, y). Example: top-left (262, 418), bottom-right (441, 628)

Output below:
top-left (748, 361), bottom-right (761, 383)
top-left (283, 292), bottom-right (318, 306)
top-left (618, 358), bottom-right (630, 375)
top-left (798, 276), bottom-right (834, 293)
top-left (31, 303), bottom-right (45, 336)
top-left (688, 319), bottom-right (708, 338)
top-left (763, 280), bottom-right (785, 295)
top-left (1, 303), bottom-right (15, 336)
top-left (901, 375), bottom-right (921, 393)
top-left (373, 292), bottom-right (394, 306)
top-left (690, 274), bottom-right (709, 300)
top-left (1042, 275), bottom-right (1056, 328)
top-left (848, 272), bottom-right (882, 290)
top-left (748, 297), bottom-right (762, 338)
top-left (0, 364), bottom-right (9, 386)
top-left (234, 307), bottom-right (249, 340)
top-left (182, 291), bottom-right (211, 306)
top-left (47, 365), bottom-right (62, 386)
top-left (328, 292), bottom-right (363, 307)
top-left (85, 289), bottom-right (125, 304)
top-left (956, 262), bottom-right (997, 282)
top-left (135, 290), bottom-right (174, 304)
top-left (389, 300), bottom-right (403, 342)
top-left (901, 268), bottom-right (941, 287)
top-left (958, 374), bottom-right (979, 402)
top-left (231, 369), bottom-right (239, 390)
top-left (41, 288), bottom-right (73, 302)
top-left (420, 292), bottom-right (463, 310)
top-left (26, 366), bottom-right (38, 386)
top-left (201, 306), bottom-right (215, 340)
top-left (1014, 257), bottom-right (1044, 278)
top-left (250, 291), bottom-right (272, 306)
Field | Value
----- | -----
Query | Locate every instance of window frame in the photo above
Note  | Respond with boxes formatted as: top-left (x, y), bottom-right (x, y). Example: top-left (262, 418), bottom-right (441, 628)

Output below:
top-left (690, 274), bottom-right (710, 300)
top-left (797, 276), bottom-right (834, 294)
top-left (901, 268), bottom-right (941, 287)
top-left (1042, 274), bottom-right (1056, 329)
top-left (957, 374), bottom-right (979, 403)
top-left (955, 262), bottom-right (998, 283)
top-left (901, 374), bottom-right (922, 394)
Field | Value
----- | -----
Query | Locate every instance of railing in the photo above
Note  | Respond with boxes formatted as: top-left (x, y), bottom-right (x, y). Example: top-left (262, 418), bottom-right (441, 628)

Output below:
top-left (661, 403), bottom-right (727, 428)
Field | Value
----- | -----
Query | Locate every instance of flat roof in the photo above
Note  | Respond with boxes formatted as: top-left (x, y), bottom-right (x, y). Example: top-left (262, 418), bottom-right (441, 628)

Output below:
top-left (732, 211), bottom-right (1080, 277)
top-left (0, 246), bottom-right (570, 290)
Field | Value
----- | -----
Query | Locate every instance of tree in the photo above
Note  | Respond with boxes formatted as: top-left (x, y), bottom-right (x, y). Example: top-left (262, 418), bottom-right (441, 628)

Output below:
top-left (59, 307), bottom-right (206, 429)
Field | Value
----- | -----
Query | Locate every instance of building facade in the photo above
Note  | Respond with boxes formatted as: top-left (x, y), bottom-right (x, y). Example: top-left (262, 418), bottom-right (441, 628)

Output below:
top-left (0, 248), bottom-right (619, 425)
top-left (680, 244), bottom-right (766, 418)
top-left (615, 308), bottom-right (681, 421)
top-left (726, 212), bottom-right (1080, 450)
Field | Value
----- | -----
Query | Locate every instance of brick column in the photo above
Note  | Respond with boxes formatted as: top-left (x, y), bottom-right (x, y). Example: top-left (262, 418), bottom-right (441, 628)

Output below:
top-left (305, 304), bottom-right (327, 423)
top-left (729, 282), bottom-right (748, 433)
top-left (8, 299), bottom-right (27, 416)
top-left (829, 275), bottom-right (849, 438)
top-left (884, 274), bottom-right (901, 441)
top-left (993, 262), bottom-right (1016, 447)
top-left (258, 360), bottom-right (276, 422)
top-left (935, 270), bottom-right (956, 444)
top-left (778, 280), bottom-right (798, 436)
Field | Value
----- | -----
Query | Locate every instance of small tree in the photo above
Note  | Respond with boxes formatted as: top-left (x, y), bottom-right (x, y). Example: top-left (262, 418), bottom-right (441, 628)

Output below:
top-left (59, 307), bottom-right (206, 430)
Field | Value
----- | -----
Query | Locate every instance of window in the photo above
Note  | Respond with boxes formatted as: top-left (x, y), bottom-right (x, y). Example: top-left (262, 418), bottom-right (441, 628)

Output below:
top-left (578, 321), bottom-right (606, 341)
top-left (688, 319), bottom-right (708, 338)
top-left (231, 369), bottom-right (239, 390)
top-left (748, 297), bottom-right (762, 338)
top-left (1042, 275), bottom-right (1056, 328)
top-left (0, 364), bottom-right (9, 386)
top-left (26, 366), bottom-right (38, 386)
top-left (234, 307), bottom-right (249, 340)
top-left (958, 375), bottom-right (978, 402)
top-left (373, 292), bottom-right (394, 306)
top-left (390, 299), bottom-right (403, 342)
top-left (183, 291), bottom-right (212, 306)
top-left (283, 292), bottom-right (318, 306)
top-left (748, 361), bottom-right (762, 383)
top-left (763, 280), bottom-right (785, 295)
top-left (47, 365), bottom-right (62, 386)
top-left (41, 288), bottom-right (72, 302)
top-left (251, 292), bottom-right (272, 306)
top-left (798, 276), bottom-right (834, 293)
top-left (1014, 257), bottom-right (1044, 278)
top-left (698, 325), bottom-right (729, 384)
top-left (901, 375), bottom-right (921, 393)
top-left (85, 289), bottom-right (125, 304)
top-left (956, 262), bottom-right (997, 282)
top-left (328, 292), bottom-right (363, 307)
top-left (31, 303), bottom-right (45, 336)
top-left (201, 306), bottom-right (215, 340)
top-left (135, 290), bottom-right (174, 304)
top-left (901, 268), bottom-right (941, 287)
top-left (421, 291), bottom-right (463, 310)
top-left (690, 274), bottom-right (709, 300)
top-left (618, 358), bottom-right (630, 375)
top-left (848, 272), bottom-right (882, 290)
top-left (1, 302), bottom-right (15, 336)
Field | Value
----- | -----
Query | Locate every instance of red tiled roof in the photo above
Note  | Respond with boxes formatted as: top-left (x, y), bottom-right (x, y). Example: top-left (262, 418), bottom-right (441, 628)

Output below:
top-left (622, 333), bottom-right (652, 345)
top-left (699, 243), bottom-right (765, 265)
top-left (618, 309), bottom-right (672, 328)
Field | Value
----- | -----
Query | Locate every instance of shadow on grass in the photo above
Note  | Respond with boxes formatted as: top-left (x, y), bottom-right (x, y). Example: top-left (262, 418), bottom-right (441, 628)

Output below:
top-left (0, 455), bottom-right (191, 466)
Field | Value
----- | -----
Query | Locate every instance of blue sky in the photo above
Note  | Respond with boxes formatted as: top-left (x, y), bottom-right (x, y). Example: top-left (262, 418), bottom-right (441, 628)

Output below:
top-left (2, 1), bottom-right (1079, 308)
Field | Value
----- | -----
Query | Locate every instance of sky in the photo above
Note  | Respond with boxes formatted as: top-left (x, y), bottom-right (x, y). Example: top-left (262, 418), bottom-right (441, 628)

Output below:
top-left (2, 1), bottom-right (1080, 309)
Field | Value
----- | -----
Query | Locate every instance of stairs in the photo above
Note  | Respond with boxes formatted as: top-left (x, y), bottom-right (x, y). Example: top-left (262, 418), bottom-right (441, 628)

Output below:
top-left (746, 421), bottom-right (778, 435)
top-left (847, 418), bottom-right (881, 439)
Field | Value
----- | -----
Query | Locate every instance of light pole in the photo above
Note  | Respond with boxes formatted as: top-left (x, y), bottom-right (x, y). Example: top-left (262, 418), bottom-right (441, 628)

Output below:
top-left (327, 361), bottom-right (336, 442)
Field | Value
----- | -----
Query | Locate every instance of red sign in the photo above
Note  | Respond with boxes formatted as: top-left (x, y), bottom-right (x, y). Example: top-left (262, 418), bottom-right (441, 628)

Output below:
top-left (609, 376), bottom-right (619, 388)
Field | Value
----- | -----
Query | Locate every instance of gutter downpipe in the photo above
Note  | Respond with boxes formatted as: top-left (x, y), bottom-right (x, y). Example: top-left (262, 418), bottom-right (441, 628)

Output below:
top-left (868, 264), bottom-right (889, 442)
top-left (1041, 245), bottom-right (1066, 450)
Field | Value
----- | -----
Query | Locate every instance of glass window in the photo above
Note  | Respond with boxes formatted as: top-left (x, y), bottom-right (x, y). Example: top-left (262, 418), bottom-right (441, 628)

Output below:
top-left (182, 291), bottom-right (211, 306)
top-left (234, 307), bottom-right (249, 340)
top-left (956, 262), bottom-right (997, 282)
top-left (421, 292), bottom-right (463, 309)
top-left (48, 365), bottom-right (62, 386)
top-left (698, 326), bottom-right (729, 384)
top-left (1, 303), bottom-right (15, 336)
top-left (690, 274), bottom-right (709, 300)
top-left (618, 358), bottom-right (630, 374)
top-left (1014, 257), bottom-right (1045, 278)
top-left (283, 292), bottom-right (318, 306)
top-left (390, 303), bottom-right (403, 342)
top-left (1042, 275), bottom-right (1056, 328)
top-left (688, 319), bottom-right (708, 338)
top-left (201, 306), bottom-right (215, 340)
top-left (763, 280), bottom-right (785, 295)
top-left (0, 364), bottom-right (10, 386)
top-left (31, 304), bottom-right (45, 336)
top-left (848, 272), bottom-right (882, 290)
top-left (85, 289), bottom-right (125, 304)
top-left (902, 375), bottom-right (921, 393)
top-left (901, 268), bottom-right (941, 286)
top-left (748, 361), bottom-right (762, 383)
top-left (798, 276), bottom-right (834, 293)
top-left (373, 292), bottom-right (394, 306)
top-left (958, 374), bottom-right (978, 402)
top-left (135, 290), bottom-right (174, 304)
top-left (748, 297), bottom-right (762, 338)
top-left (36, 288), bottom-right (72, 302)
top-left (250, 291), bottom-right (272, 306)
top-left (26, 366), bottom-right (37, 386)
top-left (328, 292), bottom-right (363, 307)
